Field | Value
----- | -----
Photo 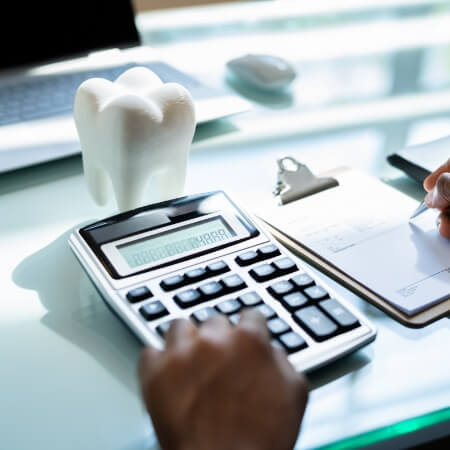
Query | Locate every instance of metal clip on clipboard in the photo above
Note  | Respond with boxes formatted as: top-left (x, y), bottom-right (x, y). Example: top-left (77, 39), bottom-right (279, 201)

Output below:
top-left (273, 156), bottom-right (339, 205)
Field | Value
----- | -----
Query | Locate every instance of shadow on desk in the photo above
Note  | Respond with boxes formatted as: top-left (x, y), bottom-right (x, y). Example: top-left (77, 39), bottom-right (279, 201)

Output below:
top-left (307, 350), bottom-right (372, 391)
top-left (12, 225), bottom-right (143, 398)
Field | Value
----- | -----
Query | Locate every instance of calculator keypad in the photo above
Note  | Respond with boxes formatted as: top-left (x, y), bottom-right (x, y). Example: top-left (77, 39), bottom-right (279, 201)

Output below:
top-left (235, 244), bottom-right (281, 266)
top-left (221, 274), bottom-right (247, 292)
top-left (123, 242), bottom-right (363, 361)
top-left (280, 292), bottom-right (308, 311)
top-left (174, 289), bottom-right (203, 308)
top-left (216, 299), bottom-right (241, 315)
top-left (206, 260), bottom-right (229, 275)
top-left (185, 267), bottom-right (208, 282)
top-left (249, 263), bottom-right (278, 282)
top-left (304, 285), bottom-right (329, 301)
top-left (293, 306), bottom-right (338, 342)
top-left (139, 301), bottom-right (169, 321)
top-left (319, 298), bottom-right (359, 329)
top-left (291, 273), bottom-right (315, 289)
top-left (198, 281), bottom-right (224, 299)
top-left (191, 307), bottom-right (218, 324)
top-left (160, 274), bottom-right (185, 291)
top-left (126, 286), bottom-right (152, 303)
top-left (235, 250), bottom-right (259, 266)
top-left (160, 261), bottom-right (231, 292)
top-left (279, 332), bottom-right (307, 353)
top-left (267, 317), bottom-right (291, 336)
top-left (238, 291), bottom-right (263, 307)
top-left (272, 257), bottom-right (297, 274)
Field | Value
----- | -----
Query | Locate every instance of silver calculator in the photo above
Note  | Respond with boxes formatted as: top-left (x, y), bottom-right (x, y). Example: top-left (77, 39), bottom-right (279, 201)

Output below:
top-left (69, 191), bottom-right (376, 372)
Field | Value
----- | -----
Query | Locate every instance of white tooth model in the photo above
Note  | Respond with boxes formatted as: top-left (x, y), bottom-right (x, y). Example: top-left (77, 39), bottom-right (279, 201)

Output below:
top-left (74, 67), bottom-right (196, 212)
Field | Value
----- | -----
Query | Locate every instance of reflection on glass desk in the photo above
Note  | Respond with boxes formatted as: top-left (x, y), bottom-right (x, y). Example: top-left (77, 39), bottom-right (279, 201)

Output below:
top-left (1, 2), bottom-right (450, 450)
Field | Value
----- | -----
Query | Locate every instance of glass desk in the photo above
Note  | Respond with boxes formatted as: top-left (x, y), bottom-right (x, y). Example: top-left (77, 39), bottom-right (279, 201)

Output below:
top-left (1, 1), bottom-right (449, 449)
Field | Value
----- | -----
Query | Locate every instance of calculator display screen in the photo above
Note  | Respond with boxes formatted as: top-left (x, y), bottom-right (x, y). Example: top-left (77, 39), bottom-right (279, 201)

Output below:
top-left (117, 217), bottom-right (236, 269)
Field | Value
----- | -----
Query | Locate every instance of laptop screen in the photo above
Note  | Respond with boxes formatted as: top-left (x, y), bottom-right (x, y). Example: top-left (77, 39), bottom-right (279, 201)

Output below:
top-left (0, 1), bottom-right (140, 70)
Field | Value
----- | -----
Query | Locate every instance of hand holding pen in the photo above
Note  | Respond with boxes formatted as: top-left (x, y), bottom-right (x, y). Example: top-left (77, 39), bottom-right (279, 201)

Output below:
top-left (413, 159), bottom-right (450, 238)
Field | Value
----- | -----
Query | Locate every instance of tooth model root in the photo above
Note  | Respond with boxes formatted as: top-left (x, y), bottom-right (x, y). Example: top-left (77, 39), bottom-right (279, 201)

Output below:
top-left (74, 67), bottom-right (196, 212)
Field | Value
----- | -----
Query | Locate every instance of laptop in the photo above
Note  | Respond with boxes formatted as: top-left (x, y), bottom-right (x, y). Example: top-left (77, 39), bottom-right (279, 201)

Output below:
top-left (0, 1), bottom-right (250, 173)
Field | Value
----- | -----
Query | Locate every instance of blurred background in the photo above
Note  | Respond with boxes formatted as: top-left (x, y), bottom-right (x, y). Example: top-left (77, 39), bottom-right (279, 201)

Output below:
top-left (131, 0), bottom-right (450, 162)
top-left (134, 0), bottom-right (242, 10)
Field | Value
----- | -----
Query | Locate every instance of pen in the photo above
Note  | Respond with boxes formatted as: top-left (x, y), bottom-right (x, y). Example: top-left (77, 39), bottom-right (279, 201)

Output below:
top-left (409, 200), bottom-right (428, 220)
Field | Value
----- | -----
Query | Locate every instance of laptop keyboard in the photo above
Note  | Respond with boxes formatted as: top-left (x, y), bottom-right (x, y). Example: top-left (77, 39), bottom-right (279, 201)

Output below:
top-left (0, 61), bottom-right (211, 127)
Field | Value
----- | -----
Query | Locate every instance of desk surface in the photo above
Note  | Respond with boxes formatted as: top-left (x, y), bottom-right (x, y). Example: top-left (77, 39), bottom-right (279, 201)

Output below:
top-left (1, 2), bottom-right (450, 449)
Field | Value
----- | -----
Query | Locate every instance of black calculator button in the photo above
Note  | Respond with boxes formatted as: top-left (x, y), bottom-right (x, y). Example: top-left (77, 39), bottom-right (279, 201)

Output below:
top-left (127, 286), bottom-right (152, 303)
top-left (185, 267), bottom-right (207, 282)
top-left (198, 281), bottom-right (224, 299)
top-left (249, 263), bottom-right (277, 282)
top-left (174, 289), bottom-right (202, 308)
top-left (291, 273), bottom-right (315, 290)
top-left (267, 280), bottom-right (295, 299)
top-left (256, 303), bottom-right (277, 320)
top-left (160, 274), bottom-right (184, 291)
top-left (221, 274), bottom-right (247, 292)
top-left (216, 299), bottom-right (241, 315)
top-left (304, 285), bottom-right (329, 301)
top-left (267, 317), bottom-right (291, 336)
top-left (320, 299), bottom-right (360, 329)
top-left (278, 332), bottom-right (308, 353)
top-left (191, 307), bottom-right (218, 324)
top-left (206, 260), bottom-right (230, 275)
top-left (272, 257), bottom-right (297, 275)
top-left (257, 244), bottom-right (280, 259)
top-left (228, 313), bottom-right (240, 325)
top-left (280, 292), bottom-right (309, 312)
top-left (235, 250), bottom-right (259, 266)
top-left (293, 306), bottom-right (338, 342)
top-left (156, 320), bottom-right (172, 337)
top-left (139, 301), bottom-right (168, 321)
top-left (238, 291), bottom-right (263, 307)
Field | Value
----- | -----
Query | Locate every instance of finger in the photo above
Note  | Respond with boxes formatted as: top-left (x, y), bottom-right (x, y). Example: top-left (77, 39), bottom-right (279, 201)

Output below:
top-left (164, 318), bottom-right (198, 350)
top-left (271, 346), bottom-right (309, 407)
top-left (425, 173), bottom-right (450, 209)
top-left (138, 346), bottom-right (162, 387)
top-left (438, 211), bottom-right (450, 239)
top-left (237, 308), bottom-right (270, 341)
top-left (272, 344), bottom-right (301, 378)
top-left (424, 158), bottom-right (450, 192)
top-left (198, 314), bottom-right (231, 340)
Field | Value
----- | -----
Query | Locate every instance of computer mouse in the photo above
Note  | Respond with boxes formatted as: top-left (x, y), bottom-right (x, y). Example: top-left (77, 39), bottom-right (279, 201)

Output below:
top-left (226, 53), bottom-right (297, 91)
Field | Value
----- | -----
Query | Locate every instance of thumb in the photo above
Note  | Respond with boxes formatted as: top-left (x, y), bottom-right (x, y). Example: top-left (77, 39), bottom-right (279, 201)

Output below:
top-left (425, 173), bottom-right (450, 209)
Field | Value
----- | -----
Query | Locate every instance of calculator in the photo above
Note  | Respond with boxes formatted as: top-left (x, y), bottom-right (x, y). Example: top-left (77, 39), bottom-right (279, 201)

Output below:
top-left (69, 191), bottom-right (376, 372)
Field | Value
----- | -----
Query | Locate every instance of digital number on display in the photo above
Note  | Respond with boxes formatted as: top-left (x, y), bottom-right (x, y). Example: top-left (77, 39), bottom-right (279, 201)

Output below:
top-left (117, 217), bottom-right (236, 269)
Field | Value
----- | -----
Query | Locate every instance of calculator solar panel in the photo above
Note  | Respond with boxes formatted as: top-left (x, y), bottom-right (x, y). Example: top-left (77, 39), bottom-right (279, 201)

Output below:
top-left (69, 191), bottom-right (376, 373)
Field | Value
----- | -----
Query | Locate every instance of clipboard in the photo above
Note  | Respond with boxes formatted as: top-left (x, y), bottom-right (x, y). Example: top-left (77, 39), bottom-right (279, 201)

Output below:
top-left (255, 159), bottom-right (450, 328)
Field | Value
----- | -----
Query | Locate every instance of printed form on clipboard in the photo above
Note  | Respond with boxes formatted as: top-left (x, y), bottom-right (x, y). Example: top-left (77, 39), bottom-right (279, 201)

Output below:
top-left (255, 164), bottom-right (450, 320)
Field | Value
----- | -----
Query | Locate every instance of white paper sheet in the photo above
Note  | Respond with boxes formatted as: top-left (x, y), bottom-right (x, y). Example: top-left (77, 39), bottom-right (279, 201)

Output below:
top-left (257, 170), bottom-right (450, 315)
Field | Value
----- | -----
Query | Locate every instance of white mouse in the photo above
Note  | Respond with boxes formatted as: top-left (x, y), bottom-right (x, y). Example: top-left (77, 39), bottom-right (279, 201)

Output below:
top-left (226, 54), bottom-right (297, 91)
